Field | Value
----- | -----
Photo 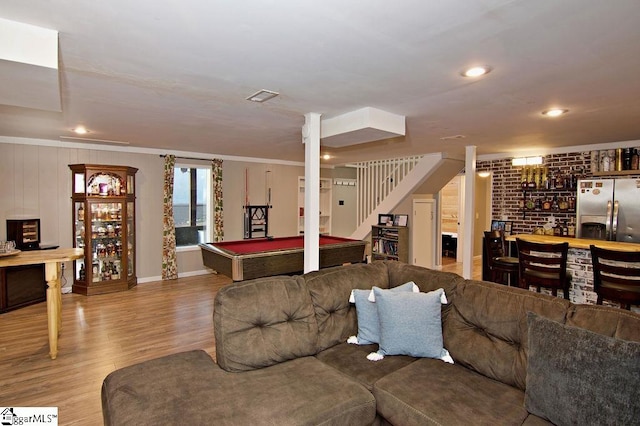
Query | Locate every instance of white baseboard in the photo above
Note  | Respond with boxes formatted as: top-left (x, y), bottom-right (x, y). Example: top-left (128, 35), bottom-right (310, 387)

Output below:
top-left (137, 269), bottom-right (214, 284)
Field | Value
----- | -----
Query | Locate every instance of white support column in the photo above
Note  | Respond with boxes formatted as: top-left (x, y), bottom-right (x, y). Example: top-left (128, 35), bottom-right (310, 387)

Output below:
top-left (462, 146), bottom-right (477, 279)
top-left (303, 113), bottom-right (321, 273)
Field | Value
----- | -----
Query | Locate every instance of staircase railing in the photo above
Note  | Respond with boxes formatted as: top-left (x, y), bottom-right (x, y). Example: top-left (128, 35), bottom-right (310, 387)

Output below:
top-left (352, 156), bottom-right (423, 227)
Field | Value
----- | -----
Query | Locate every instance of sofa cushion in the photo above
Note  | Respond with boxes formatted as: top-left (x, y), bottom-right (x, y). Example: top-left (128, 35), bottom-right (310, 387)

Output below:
top-left (525, 312), bottom-right (640, 426)
top-left (374, 287), bottom-right (447, 358)
top-left (350, 281), bottom-right (418, 345)
top-left (373, 358), bottom-right (529, 426)
top-left (102, 350), bottom-right (218, 426)
top-left (305, 262), bottom-right (390, 351)
top-left (103, 351), bottom-right (376, 426)
top-left (214, 276), bottom-right (319, 372)
top-left (316, 342), bottom-right (417, 390)
top-left (443, 279), bottom-right (570, 390)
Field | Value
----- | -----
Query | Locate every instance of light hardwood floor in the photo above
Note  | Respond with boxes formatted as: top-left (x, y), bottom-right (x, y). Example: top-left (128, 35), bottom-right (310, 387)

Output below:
top-left (0, 260), bottom-right (479, 425)
top-left (0, 273), bottom-right (232, 425)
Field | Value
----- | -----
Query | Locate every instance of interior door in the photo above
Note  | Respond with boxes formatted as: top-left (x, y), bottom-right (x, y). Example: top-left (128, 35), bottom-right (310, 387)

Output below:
top-left (412, 199), bottom-right (436, 268)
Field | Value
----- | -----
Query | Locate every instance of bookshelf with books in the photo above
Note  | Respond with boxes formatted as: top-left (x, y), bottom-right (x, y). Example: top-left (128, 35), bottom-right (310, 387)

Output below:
top-left (371, 225), bottom-right (409, 262)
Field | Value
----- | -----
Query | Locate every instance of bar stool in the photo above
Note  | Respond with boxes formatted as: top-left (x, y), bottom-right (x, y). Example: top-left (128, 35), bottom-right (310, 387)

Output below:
top-left (516, 238), bottom-right (571, 299)
top-left (484, 231), bottom-right (519, 286)
top-left (589, 245), bottom-right (640, 310)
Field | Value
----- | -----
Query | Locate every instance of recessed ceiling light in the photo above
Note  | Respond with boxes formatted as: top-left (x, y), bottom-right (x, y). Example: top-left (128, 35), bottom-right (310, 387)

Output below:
top-left (542, 108), bottom-right (569, 117)
top-left (73, 126), bottom-right (88, 134)
top-left (322, 154), bottom-right (331, 160)
top-left (461, 66), bottom-right (492, 78)
top-left (246, 89), bottom-right (279, 103)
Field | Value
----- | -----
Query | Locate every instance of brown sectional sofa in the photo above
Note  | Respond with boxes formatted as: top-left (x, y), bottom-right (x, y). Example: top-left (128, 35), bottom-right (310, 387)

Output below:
top-left (102, 261), bottom-right (640, 425)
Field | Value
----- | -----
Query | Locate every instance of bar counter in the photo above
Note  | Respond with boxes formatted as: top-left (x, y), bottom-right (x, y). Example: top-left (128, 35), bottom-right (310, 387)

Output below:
top-left (504, 235), bottom-right (639, 312)
top-left (506, 234), bottom-right (640, 252)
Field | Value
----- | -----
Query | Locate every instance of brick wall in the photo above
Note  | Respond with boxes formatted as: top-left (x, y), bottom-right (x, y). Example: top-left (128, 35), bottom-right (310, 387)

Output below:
top-left (481, 149), bottom-right (640, 312)
top-left (478, 150), bottom-right (640, 235)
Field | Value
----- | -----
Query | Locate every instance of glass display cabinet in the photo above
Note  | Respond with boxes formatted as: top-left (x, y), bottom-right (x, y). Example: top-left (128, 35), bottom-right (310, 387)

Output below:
top-left (69, 164), bottom-right (138, 295)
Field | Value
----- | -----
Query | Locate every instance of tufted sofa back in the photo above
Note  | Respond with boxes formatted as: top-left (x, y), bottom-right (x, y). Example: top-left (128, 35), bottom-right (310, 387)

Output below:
top-left (214, 263), bottom-right (391, 372)
top-left (305, 262), bottom-right (390, 351)
top-left (443, 279), bottom-right (571, 390)
top-left (214, 275), bottom-right (319, 372)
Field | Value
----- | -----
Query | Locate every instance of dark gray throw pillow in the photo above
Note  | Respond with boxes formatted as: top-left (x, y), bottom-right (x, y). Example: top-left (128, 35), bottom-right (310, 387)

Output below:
top-left (525, 312), bottom-right (640, 426)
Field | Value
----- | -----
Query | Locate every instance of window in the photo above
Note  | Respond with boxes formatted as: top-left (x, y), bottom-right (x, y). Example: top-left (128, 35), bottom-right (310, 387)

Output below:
top-left (173, 164), bottom-right (211, 247)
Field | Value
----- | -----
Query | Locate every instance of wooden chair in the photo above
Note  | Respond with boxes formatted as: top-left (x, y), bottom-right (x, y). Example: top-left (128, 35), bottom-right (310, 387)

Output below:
top-left (516, 238), bottom-right (570, 299)
top-left (484, 231), bottom-right (519, 286)
top-left (589, 245), bottom-right (640, 310)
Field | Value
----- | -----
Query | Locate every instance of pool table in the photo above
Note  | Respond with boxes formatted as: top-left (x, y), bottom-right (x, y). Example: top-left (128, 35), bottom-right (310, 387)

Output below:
top-left (199, 235), bottom-right (367, 281)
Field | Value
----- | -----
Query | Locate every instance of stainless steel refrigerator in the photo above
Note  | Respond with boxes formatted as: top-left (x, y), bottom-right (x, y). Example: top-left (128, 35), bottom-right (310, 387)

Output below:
top-left (576, 178), bottom-right (640, 243)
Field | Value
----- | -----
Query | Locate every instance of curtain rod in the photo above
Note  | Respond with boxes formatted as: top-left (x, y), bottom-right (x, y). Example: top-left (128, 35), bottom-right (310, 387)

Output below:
top-left (159, 154), bottom-right (217, 162)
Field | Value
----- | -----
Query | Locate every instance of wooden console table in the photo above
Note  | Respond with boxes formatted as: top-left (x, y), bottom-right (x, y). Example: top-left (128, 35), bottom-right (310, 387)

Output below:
top-left (0, 248), bottom-right (84, 359)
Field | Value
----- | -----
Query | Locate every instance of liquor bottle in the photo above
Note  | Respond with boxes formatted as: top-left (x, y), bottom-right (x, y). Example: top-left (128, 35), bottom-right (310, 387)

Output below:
top-left (111, 262), bottom-right (120, 280)
top-left (562, 221), bottom-right (568, 236)
top-left (568, 218), bottom-right (576, 237)
top-left (632, 148), bottom-right (639, 170)
top-left (521, 167), bottom-right (528, 189)
top-left (92, 256), bottom-right (99, 282)
top-left (530, 167), bottom-right (539, 189)
top-left (615, 148), bottom-right (623, 171)
top-left (551, 195), bottom-right (559, 211)
top-left (623, 148), bottom-right (632, 170)
top-left (525, 193), bottom-right (535, 210)
top-left (527, 167), bottom-right (536, 189)
top-left (601, 150), bottom-right (610, 172)
top-left (555, 172), bottom-right (564, 189)
top-left (78, 204), bottom-right (84, 221)
top-left (79, 264), bottom-right (86, 281)
top-left (102, 262), bottom-right (111, 280)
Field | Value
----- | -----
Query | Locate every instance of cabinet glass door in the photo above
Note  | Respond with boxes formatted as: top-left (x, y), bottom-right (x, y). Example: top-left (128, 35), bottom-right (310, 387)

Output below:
top-left (127, 201), bottom-right (135, 277)
top-left (90, 202), bottom-right (124, 283)
top-left (74, 201), bottom-right (87, 282)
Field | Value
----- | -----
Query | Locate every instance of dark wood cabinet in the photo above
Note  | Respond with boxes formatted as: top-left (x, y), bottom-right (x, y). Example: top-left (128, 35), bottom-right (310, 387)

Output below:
top-left (69, 164), bottom-right (138, 295)
top-left (0, 264), bottom-right (46, 313)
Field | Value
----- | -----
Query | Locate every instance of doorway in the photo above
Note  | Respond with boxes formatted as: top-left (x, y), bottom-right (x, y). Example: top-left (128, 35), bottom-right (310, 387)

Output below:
top-left (438, 173), bottom-right (491, 268)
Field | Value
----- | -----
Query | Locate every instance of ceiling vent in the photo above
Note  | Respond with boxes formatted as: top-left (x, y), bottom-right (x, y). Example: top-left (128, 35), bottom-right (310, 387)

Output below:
top-left (246, 89), bottom-right (279, 103)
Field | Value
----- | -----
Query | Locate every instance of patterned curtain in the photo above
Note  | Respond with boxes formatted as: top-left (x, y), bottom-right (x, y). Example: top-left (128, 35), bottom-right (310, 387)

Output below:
top-left (212, 159), bottom-right (224, 242)
top-left (162, 155), bottom-right (178, 279)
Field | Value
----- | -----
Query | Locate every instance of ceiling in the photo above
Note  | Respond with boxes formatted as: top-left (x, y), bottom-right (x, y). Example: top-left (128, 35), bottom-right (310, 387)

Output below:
top-left (1, 0), bottom-right (639, 165)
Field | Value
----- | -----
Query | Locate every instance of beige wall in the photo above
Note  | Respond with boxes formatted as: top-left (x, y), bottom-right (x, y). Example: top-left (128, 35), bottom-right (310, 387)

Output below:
top-left (0, 142), bottom-right (324, 286)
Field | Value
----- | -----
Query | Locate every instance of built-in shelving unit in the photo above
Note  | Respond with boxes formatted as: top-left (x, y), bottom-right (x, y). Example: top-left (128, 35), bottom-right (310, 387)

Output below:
top-left (371, 225), bottom-right (409, 262)
top-left (519, 189), bottom-right (576, 219)
top-left (298, 177), bottom-right (332, 235)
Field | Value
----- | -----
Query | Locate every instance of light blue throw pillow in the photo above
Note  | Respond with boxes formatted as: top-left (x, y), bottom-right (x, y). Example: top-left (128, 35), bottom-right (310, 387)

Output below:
top-left (349, 282), bottom-right (417, 345)
top-left (374, 287), bottom-right (446, 358)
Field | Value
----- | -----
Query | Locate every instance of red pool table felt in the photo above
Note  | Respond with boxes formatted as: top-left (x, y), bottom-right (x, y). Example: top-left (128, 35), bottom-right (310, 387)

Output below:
top-left (213, 235), bottom-right (357, 255)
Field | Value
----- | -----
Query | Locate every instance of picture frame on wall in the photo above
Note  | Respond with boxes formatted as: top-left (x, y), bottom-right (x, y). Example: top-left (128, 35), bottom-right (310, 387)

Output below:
top-left (378, 214), bottom-right (394, 226)
top-left (393, 214), bottom-right (408, 227)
